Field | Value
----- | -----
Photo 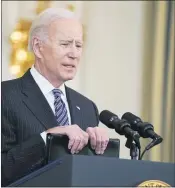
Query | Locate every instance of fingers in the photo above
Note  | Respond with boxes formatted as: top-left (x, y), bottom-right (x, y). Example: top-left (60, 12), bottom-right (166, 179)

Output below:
top-left (72, 132), bottom-right (89, 154)
top-left (67, 125), bottom-right (89, 154)
top-left (87, 128), bottom-right (96, 150)
top-left (75, 133), bottom-right (88, 153)
top-left (87, 127), bottom-right (109, 155)
top-left (94, 131), bottom-right (101, 154)
top-left (68, 138), bottom-right (75, 150)
top-left (82, 131), bottom-right (89, 146)
top-left (100, 135), bottom-right (109, 154)
top-left (70, 136), bottom-right (81, 154)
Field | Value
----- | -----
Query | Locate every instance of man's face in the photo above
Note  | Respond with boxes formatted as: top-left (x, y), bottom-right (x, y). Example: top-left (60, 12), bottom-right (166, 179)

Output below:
top-left (38, 18), bottom-right (83, 84)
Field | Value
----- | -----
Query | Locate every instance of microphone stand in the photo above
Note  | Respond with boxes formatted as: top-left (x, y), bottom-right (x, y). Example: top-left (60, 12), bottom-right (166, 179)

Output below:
top-left (125, 136), bottom-right (139, 160)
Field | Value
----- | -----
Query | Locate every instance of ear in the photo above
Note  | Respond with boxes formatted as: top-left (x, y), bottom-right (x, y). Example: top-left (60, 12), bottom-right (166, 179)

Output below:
top-left (32, 37), bottom-right (43, 59)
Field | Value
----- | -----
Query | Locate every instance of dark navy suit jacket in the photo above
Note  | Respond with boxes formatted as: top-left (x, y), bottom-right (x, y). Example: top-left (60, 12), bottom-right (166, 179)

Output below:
top-left (1, 69), bottom-right (99, 186)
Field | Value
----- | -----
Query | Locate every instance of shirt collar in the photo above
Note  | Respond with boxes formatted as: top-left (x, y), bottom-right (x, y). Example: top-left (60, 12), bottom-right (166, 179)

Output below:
top-left (30, 65), bottom-right (66, 96)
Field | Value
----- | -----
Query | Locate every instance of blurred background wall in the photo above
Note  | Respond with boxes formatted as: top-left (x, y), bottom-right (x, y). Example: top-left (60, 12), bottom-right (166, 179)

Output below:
top-left (1, 1), bottom-right (174, 163)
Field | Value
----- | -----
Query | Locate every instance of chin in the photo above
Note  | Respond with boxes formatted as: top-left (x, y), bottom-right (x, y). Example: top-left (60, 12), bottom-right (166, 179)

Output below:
top-left (57, 68), bottom-right (77, 82)
top-left (62, 74), bottom-right (75, 82)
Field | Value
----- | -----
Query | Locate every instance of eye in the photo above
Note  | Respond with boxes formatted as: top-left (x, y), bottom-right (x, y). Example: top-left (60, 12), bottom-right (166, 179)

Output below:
top-left (61, 43), bottom-right (69, 47)
top-left (76, 45), bottom-right (82, 48)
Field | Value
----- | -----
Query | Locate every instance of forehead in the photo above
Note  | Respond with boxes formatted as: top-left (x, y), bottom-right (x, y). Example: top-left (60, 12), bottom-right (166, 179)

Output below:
top-left (48, 18), bottom-right (83, 40)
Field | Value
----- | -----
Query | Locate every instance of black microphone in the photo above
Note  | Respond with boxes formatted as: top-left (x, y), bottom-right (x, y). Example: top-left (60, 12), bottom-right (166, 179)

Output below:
top-left (122, 112), bottom-right (163, 146)
top-left (99, 110), bottom-right (140, 148)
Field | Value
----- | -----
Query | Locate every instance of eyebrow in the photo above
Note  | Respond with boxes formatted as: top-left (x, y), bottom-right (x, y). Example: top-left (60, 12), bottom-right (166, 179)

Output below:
top-left (59, 40), bottom-right (83, 44)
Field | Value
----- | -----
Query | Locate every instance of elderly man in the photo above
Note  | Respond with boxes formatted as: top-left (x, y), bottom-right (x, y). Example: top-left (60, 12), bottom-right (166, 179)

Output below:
top-left (1, 8), bottom-right (109, 186)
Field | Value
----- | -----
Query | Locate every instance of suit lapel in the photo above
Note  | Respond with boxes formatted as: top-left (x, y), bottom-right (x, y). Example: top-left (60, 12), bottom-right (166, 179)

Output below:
top-left (65, 86), bottom-right (83, 129)
top-left (21, 70), bottom-right (58, 130)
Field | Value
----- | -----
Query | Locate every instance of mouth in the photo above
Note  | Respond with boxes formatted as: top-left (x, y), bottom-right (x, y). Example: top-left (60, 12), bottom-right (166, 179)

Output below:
top-left (62, 64), bottom-right (75, 69)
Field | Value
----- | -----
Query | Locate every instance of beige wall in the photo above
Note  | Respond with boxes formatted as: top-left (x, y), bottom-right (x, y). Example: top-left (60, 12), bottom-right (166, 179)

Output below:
top-left (76, 1), bottom-right (145, 159)
top-left (2, 1), bottom-right (145, 159)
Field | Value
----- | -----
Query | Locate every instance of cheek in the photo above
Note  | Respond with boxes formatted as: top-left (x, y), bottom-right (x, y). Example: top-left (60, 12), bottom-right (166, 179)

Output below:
top-left (41, 46), bottom-right (53, 60)
top-left (77, 50), bottom-right (83, 59)
top-left (52, 47), bottom-right (67, 60)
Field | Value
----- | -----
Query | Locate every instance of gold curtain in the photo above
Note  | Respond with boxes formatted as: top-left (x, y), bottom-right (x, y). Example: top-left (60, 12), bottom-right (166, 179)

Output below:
top-left (142, 1), bottom-right (174, 162)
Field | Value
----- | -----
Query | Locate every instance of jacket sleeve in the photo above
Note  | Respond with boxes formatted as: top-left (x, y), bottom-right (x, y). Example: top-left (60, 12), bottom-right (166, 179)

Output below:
top-left (1, 114), bottom-right (46, 187)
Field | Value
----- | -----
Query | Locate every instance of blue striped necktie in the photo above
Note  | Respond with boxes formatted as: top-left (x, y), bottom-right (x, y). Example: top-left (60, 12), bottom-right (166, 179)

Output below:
top-left (52, 89), bottom-right (69, 126)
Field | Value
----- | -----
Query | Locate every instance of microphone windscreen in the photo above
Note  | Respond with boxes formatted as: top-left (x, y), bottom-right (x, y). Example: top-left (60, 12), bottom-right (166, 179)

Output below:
top-left (122, 112), bottom-right (141, 123)
top-left (99, 110), bottom-right (118, 129)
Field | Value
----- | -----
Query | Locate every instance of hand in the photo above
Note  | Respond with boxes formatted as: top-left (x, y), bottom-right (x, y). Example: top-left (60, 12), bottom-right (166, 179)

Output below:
top-left (46, 124), bottom-right (89, 154)
top-left (86, 127), bottom-right (109, 155)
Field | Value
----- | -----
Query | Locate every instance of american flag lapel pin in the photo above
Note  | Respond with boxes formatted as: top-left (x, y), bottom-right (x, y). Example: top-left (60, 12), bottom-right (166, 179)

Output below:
top-left (76, 106), bottom-right (80, 110)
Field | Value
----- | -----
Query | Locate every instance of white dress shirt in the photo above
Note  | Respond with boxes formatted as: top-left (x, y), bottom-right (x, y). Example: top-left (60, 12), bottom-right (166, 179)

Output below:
top-left (30, 65), bottom-right (71, 143)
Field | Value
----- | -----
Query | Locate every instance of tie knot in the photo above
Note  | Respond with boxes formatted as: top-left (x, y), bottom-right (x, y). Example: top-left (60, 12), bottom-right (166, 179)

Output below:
top-left (52, 89), bottom-right (62, 99)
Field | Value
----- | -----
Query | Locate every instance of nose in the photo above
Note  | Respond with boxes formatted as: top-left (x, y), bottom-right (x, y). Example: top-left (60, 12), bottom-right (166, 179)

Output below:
top-left (68, 53), bottom-right (76, 60)
top-left (67, 45), bottom-right (78, 59)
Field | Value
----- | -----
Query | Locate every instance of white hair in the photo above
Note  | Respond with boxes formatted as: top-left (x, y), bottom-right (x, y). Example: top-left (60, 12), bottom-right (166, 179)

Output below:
top-left (28, 8), bottom-right (78, 52)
